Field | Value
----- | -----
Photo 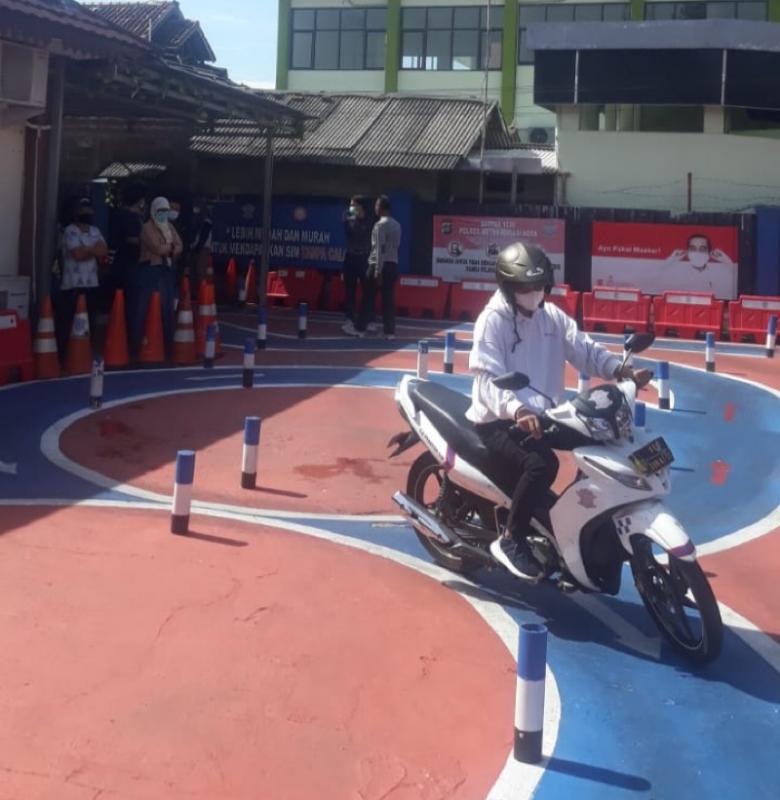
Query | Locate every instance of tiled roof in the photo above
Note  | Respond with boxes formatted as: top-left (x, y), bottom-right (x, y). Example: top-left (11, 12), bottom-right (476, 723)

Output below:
top-left (191, 92), bottom-right (523, 172)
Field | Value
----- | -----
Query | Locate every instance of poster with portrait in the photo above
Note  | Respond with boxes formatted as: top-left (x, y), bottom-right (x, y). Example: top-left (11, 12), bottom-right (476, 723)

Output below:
top-left (432, 216), bottom-right (566, 283)
top-left (591, 222), bottom-right (739, 299)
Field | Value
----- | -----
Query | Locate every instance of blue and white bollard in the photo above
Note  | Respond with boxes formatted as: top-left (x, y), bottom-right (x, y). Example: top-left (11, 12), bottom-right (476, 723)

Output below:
top-left (256, 305), bottom-right (268, 350)
top-left (705, 332), bottom-right (716, 372)
top-left (634, 400), bottom-right (646, 431)
top-left (577, 371), bottom-right (589, 395)
top-left (444, 331), bottom-right (456, 374)
top-left (514, 622), bottom-right (548, 764)
top-left (89, 357), bottom-right (104, 409)
top-left (298, 302), bottom-right (308, 340)
top-left (658, 361), bottom-right (671, 410)
top-left (241, 416), bottom-right (261, 489)
top-left (204, 323), bottom-right (216, 369)
top-left (623, 333), bottom-right (633, 368)
top-left (766, 314), bottom-right (777, 359)
top-left (242, 337), bottom-right (256, 388)
top-left (417, 340), bottom-right (429, 379)
top-left (171, 450), bottom-right (195, 534)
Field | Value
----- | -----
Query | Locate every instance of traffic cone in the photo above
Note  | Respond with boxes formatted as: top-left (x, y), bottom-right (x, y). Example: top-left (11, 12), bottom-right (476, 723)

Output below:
top-left (206, 254), bottom-right (215, 285)
top-left (173, 294), bottom-right (197, 365)
top-left (33, 296), bottom-right (60, 379)
top-left (225, 258), bottom-right (238, 304)
top-left (139, 291), bottom-right (165, 366)
top-left (66, 293), bottom-right (92, 375)
top-left (104, 289), bottom-right (129, 369)
top-left (180, 275), bottom-right (192, 307)
top-left (244, 260), bottom-right (257, 306)
top-left (197, 281), bottom-right (217, 356)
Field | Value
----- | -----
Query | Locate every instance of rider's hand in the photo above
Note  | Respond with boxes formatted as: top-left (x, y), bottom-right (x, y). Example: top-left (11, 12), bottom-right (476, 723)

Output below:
top-left (615, 365), bottom-right (653, 389)
top-left (514, 408), bottom-right (542, 439)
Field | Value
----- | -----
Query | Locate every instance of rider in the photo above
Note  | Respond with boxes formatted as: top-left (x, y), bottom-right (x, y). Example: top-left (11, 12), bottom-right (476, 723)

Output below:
top-left (466, 242), bottom-right (652, 581)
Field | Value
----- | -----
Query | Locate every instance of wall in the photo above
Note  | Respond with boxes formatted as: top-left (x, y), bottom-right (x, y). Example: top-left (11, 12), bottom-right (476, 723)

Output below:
top-left (397, 69), bottom-right (501, 100)
top-left (287, 70), bottom-right (385, 92)
top-left (514, 64), bottom-right (554, 130)
top-left (0, 125), bottom-right (26, 277)
top-left (559, 128), bottom-right (780, 212)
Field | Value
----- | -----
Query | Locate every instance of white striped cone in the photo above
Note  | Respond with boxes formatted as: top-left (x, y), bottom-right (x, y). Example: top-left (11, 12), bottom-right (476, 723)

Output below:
top-left (241, 417), bottom-right (261, 489)
top-left (171, 450), bottom-right (195, 534)
top-left (514, 623), bottom-right (547, 764)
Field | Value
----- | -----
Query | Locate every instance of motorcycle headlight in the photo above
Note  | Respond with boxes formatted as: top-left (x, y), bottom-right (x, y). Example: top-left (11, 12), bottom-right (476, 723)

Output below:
top-left (582, 416), bottom-right (616, 441)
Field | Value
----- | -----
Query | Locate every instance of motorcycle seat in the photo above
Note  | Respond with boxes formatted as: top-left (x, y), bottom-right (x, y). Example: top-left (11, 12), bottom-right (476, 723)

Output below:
top-left (409, 380), bottom-right (492, 472)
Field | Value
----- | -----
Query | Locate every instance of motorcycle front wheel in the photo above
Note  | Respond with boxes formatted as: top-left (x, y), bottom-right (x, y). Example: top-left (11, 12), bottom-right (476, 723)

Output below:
top-left (630, 535), bottom-right (723, 665)
top-left (407, 451), bottom-right (483, 575)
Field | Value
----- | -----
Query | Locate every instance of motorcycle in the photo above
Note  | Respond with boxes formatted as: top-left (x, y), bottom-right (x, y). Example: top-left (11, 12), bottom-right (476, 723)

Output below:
top-left (389, 333), bottom-right (723, 664)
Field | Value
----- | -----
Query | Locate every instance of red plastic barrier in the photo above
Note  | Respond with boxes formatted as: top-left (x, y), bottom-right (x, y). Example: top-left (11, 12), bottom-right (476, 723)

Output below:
top-left (582, 287), bottom-right (651, 334)
top-left (449, 280), bottom-right (497, 321)
top-left (324, 271), bottom-right (347, 312)
top-left (546, 284), bottom-right (580, 319)
top-left (269, 268), bottom-right (324, 308)
top-left (727, 295), bottom-right (780, 342)
top-left (396, 276), bottom-right (449, 319)
top-left (654, 291), bottom-right (724, 339)
top-left (0, 310), bottom-right (34, 386)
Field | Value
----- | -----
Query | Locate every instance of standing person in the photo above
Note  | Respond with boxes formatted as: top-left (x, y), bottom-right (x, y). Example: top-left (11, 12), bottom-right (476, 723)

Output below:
top-left (56, 198), bottom-right (108, 357)
top-left (340, 196), bottom-right (372, 336)
top-left (110, 183), bottom-right (146, 293)
top-left (466, 242), bottom-right (651, 580)
top-left (189, 200), bottom-right (213, 287)
top-left (132, 197), bottom-right (182, 359)
top-left (349, 195), bottom-right (401, 340)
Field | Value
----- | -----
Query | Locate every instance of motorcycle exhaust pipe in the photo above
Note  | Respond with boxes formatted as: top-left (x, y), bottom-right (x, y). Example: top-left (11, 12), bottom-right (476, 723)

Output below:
top-left (393, 491), bottom-right (454, 545)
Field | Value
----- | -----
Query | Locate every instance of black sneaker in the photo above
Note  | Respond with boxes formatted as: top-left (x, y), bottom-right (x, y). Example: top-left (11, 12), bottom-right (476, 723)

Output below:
top-left (490, 535), bottom-right (543, 581)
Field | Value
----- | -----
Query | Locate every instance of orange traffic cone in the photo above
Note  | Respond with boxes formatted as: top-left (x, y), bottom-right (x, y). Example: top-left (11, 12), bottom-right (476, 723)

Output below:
top-left (139, 291), bottom-right (165, 366)
top-left (66, 294), bottom-right (92, 375)
top-left (104, 289), bottom-right (129, 369)
top-left (243, 260), bottom-right (257, 306)
top-left (33, 296), bottom-right (60, 379)
top-left (206, 254), bottom-right (215, 285)
top-left (173, 294), bottom-right (197, 365)
top-left (197, 281), bottom-right (217, 356)
top-left (225, 258), bottom-right (238, 304)
top-left (180, 275), bottom-right (192, 307)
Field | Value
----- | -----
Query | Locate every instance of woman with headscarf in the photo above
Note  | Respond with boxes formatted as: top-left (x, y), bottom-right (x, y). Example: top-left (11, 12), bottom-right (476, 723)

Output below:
top-left (130, 197), bottom-right (182, 360)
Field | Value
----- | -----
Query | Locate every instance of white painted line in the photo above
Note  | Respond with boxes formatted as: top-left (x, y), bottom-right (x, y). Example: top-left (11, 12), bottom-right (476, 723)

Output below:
top-left (718, 602), bottom-right (780, 674)
top-left (0, 460), bottom-right (18, 475)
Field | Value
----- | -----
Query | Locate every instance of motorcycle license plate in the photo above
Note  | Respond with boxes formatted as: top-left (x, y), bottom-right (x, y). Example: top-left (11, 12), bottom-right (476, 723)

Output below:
top-left (629, 437), bottom-right (674, 475)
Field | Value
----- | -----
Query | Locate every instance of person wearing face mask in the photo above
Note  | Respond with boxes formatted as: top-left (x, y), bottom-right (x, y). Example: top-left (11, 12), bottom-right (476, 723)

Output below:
top-left (56, 198), bottom-right (108, 357)
top-left (132, 197), bottom-right (182, 359)
top-left (466, 242), bottom-right (652, 580)
top-left (666, 233), bottom-right (736, 297)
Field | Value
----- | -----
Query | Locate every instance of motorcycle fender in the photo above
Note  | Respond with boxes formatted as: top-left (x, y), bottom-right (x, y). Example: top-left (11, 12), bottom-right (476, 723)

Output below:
top-left (613, 501), bottom-right (697, 562)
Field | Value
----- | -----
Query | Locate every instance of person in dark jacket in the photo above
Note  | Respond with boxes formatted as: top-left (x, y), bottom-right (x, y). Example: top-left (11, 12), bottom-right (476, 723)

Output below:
top-left (341, 196), bottom-right (373, 336)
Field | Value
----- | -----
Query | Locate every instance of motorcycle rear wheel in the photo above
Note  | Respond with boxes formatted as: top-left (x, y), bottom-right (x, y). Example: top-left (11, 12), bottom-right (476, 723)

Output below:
top-left (630, 535), bottom-right (723, 665)
top-left (407, 451), bottom-right (484, 574)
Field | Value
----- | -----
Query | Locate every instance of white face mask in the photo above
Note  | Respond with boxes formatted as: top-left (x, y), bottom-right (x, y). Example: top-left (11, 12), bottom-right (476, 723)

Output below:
top-left (688, 250), bottom-right (709, 269)
top-left (168, 210), bottom-right (179, 222)
top-left (515, 290), bottom-right (545, 313)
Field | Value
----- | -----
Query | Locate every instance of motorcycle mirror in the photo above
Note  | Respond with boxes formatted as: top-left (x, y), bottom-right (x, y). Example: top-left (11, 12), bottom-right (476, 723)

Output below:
top-left (492, 371), bottom-right (531, 391)
top-left (625, 332), bottom-right (655, 354)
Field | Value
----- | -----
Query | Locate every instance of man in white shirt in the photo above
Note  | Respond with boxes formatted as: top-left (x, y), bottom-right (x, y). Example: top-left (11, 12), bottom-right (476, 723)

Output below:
top-left (467, 242), bottom-right (651, 580)
top-left (57, 198), bottom-right (107, 354)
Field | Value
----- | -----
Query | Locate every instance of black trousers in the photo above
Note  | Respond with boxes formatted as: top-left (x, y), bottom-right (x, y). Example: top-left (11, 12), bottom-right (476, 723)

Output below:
top-left (343, 252), bottom-right (368, 322)
top-left (475, 419), bottom-right (580, 543)
top-left (357, 262), bottom-right (397, 335)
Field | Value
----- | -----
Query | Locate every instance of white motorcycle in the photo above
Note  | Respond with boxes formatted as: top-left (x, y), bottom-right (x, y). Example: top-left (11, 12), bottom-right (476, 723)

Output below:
top-left (389, 333), bottom-right (723, 664)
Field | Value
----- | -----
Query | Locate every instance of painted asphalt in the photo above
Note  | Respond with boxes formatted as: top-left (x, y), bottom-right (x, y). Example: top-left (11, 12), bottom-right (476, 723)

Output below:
top-left (1, 326), bottom-right (778, 798)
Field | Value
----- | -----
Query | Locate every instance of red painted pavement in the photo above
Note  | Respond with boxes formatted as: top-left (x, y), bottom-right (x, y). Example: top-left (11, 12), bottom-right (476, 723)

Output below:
top-left (0, 505), bottom-right (515, 799)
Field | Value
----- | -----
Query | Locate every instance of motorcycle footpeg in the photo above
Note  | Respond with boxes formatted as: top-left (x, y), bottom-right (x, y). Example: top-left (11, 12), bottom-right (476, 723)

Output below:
top-left (555, 577), bottom-right (578, 593)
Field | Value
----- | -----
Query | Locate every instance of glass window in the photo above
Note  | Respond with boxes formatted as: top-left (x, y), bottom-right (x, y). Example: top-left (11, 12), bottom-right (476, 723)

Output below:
top-left (314, 30), bottom-right (339, 69)
top-left (402, 8), bottom-right (426, 29)
top-left (481, 6), bottom-right (504, 28)
top-left (707, 2), bottom-right (735, 16)
top-left (453, 29), bottom-right (480, 70)
top-left (737, 1), bottom-right (767, 19)
top-left (518, 6), bottom-right (546, 64)
top-left (291, 31), bottom-right (312, 68)
top-left (341, 8), bottom-right (364, 30)
top-left (427, 7), bottom-right (453, 29)
top-left (647, 1), bottom-right (766, 19)
top-left (677, 2), bottom-right (707, 18)
top-left (366, 8), bottom-right (387, 29)
top-left (575, 5), bottom-right (604, 21)
top-left (366, 31), bottom-right (386, 68)
top-left (340, 30), bottom-right (365, 69)
top-left (482, 29), bottom-right (503, 69)
top-left (646, 3), bottom-right (675, 18)
top-left (426, 29), bottom-right (452, 70)
top-left (402, 31), bottom-right (424, 69)
top-left (316, 9), bottom-right (339, 29)
top-left (292, 9), bottom-right (314, 30)
top-left (603, 4), bottom-right (630, 20)
top-left (547, 6), bottom-right (575, 22)
top-left (454, 7), bottom-right (480, 28)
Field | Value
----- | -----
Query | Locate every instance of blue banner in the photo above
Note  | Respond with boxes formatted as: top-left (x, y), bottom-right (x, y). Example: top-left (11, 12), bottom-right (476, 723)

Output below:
top-left (211, 193), bottom-right (412, 273)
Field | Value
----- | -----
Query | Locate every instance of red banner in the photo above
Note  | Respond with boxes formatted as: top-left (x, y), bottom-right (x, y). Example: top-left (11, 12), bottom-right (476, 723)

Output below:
top-left (432, 216), bottom-right (566, 283)
top-left (592, 222), bottom-right (739, 299)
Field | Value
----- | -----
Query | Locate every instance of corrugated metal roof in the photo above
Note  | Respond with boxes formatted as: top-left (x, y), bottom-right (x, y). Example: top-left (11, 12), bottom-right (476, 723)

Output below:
top-left (192, 92), bottom-right (524, 172)
top-left (83, 1), bottom-right (175, 38)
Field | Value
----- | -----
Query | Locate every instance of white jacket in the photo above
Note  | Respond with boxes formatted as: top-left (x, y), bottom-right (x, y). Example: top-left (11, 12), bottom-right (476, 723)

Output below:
top-left (465, 291), bottom-right (621, 424)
